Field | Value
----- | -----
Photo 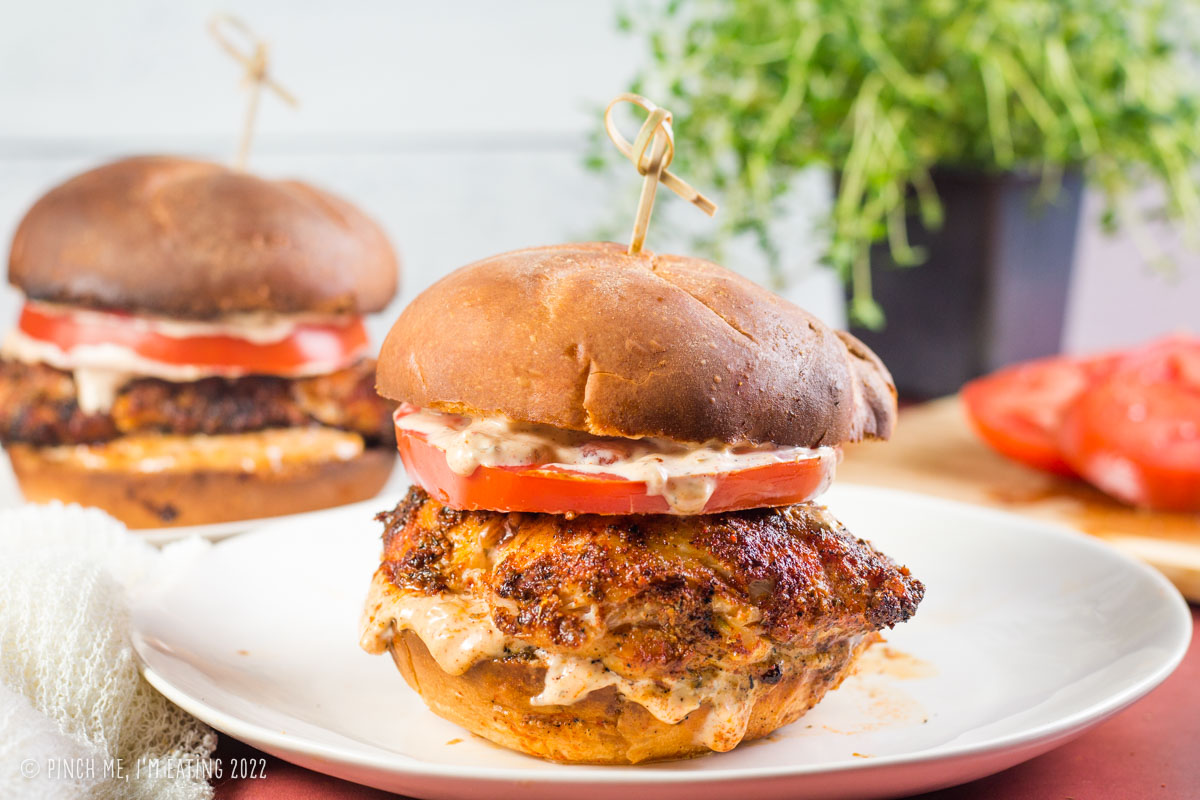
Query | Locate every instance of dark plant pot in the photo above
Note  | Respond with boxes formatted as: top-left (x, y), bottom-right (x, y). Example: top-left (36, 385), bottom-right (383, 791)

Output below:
top-left (848, 168), bottom-right (1083, 400)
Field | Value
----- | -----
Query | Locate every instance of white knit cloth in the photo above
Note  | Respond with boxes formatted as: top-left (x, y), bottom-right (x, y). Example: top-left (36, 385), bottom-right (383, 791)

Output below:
top-left (0, 503), bottom-right (216, 800)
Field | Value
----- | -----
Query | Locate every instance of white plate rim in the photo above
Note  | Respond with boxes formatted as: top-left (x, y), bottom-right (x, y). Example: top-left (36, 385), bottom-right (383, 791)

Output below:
top-left (136, 515), bottom-right (281, 545)
top-left (135, 507), bottom-right (340, 545)
top-left (132, 462), bottom-right (407, 544)
top-left (135, 485), bottom-right (1193, 786)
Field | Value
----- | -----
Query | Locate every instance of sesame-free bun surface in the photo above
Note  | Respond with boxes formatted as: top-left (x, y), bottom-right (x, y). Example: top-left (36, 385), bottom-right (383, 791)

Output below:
top-left (388, 630), bottom-right (872, 764)
top-left (377, 242), bottom-right (896, 447)
top-left (8, 156), bottom-right (399, 317)
top-left (8, 443), bottom-right (394, 529)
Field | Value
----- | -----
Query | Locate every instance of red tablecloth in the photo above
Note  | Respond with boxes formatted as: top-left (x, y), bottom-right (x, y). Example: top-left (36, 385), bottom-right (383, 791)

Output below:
top-left (214, 607), bottom-right (1198, 800)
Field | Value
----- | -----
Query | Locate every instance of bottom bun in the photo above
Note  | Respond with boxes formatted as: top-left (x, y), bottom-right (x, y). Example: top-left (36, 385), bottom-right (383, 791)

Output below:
top-left (388, 630), bottom-right (874, 764)
top-left (9, 441), bottom-right (395, 529)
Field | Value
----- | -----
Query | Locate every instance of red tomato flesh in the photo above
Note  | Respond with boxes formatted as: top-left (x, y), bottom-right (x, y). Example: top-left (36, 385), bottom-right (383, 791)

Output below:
top-left (962, 354), bottom-right (1121, 477)
top-left (18, 303), bottom-right (368, 376)
top-left (1059, 338), bottom-right (1200, 512)
top-left (394, 415), bottom-right (835, 515)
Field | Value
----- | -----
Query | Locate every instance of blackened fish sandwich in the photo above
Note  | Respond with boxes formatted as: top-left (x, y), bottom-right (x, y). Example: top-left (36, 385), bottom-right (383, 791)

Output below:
top-left (360, 241), bottom-right (923, 764)
top-left (0, 156), bottom-right (400, 527)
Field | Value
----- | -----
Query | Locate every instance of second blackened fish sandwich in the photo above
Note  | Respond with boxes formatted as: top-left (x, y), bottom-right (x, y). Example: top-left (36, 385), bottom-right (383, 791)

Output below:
top-left (0, 156), bottom-right (400, 527)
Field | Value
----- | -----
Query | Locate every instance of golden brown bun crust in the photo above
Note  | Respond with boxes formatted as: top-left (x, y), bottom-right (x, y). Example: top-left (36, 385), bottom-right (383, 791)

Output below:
top-left (389, 630), bottom-right (872, 764)
top-left (8, 444), bottom-right (395, 528)
top-left (377, 242), bottom-right (896, 447)
top-left (8, 156), bottom-right (399, 317)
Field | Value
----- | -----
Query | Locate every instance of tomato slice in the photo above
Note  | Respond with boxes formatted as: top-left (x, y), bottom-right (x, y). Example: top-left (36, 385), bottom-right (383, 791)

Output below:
top-left (17, 303), bottom-right (367, 376)
top-left (1059, 337), bottom-right (1200, 512)
top-left (962, 353), bottom-right (1121, 476)
top-left (394, 415), bottom-right (835, 515)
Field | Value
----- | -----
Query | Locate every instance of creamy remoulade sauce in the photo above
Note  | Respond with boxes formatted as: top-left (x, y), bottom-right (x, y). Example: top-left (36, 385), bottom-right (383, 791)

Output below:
top-left (396, 407), bottom-right (839, 514)
top-left (1, 304), bottom-right (366, 414)
top-left (37, 427), bottom-right (364, 473)
top-left (358, 570), bottom-right (811, 752)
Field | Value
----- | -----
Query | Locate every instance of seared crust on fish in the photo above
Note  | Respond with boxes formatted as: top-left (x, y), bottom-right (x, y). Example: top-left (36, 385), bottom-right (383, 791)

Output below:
top-left (0, 358), bottom-right (393, 446)
top-left (360, 488), bottom-right (923, 762)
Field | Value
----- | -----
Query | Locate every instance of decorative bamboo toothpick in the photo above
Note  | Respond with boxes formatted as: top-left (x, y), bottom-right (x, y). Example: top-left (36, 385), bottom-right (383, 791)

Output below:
top-left (208, 14), bottom-right (298, 170)
top-left (604, 93), bottom-right (716, 255)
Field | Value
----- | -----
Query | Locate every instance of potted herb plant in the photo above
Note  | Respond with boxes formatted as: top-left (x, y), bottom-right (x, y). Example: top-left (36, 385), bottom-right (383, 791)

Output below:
top-left (596, 0), bottom-right (1200, 397)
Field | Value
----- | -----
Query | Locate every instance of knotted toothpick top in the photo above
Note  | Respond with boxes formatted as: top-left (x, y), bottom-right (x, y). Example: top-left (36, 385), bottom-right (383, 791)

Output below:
top-left (208, 14), bottom-right (298, 170)
top-left (604, 93), bottom-right (717, 255)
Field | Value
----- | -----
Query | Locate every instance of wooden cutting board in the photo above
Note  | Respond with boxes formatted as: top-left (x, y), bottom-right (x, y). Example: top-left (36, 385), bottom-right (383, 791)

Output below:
top-left (840, 396), bottom-right (1200, 601)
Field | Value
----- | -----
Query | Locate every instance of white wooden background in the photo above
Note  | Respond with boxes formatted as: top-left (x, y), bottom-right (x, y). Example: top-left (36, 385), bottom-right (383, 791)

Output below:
top-left (1, 0), bottom-right (1196, 351)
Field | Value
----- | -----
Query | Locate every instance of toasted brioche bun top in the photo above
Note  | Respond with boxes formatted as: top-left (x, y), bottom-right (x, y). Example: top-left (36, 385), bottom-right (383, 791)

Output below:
top-left (8, 156), bottom-right (399, 318)
top-left (377, 242), bottom-right (896, 447)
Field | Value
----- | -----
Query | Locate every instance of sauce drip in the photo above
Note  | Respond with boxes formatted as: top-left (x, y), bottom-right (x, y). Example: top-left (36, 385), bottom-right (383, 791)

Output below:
top-left (358, 572), bottom-right (786, 751)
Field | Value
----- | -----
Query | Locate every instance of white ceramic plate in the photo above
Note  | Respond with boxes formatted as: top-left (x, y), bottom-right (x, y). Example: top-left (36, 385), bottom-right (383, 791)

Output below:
top-left (131, 485), bottom-right (1191, 800)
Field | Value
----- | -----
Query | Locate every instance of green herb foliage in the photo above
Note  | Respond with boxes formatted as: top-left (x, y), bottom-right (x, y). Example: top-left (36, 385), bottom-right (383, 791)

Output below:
top-left (596, 0), bottom-right (1200, 327)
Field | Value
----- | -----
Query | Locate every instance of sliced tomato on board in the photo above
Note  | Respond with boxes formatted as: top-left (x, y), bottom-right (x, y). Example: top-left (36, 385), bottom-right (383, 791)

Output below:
top-left (1059, 338), bottom-right (1200, 512)
top-left (17, 303), bottom-right (368, 376)
top-left (962, 353), bottom-right (1122, 477)
top-left (394, 415), bottom-right (835, 516)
